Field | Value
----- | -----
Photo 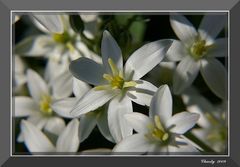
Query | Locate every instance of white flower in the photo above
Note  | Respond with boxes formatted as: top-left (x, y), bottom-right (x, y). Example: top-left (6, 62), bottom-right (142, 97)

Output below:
top-left (69, 30), bottom-right (173, 142)
top-left (21, 119), bottom-right (80, 153)
top-left (168, 13), bottom-right (227, 99)
top-left (15, 14), bottom-right (101, 81)
top-left (182, 87), bottom-right (227, 153)
top-left (113, 85), bottom-right (200, 154)
top-left (15, 69), bottom-right (74, 142)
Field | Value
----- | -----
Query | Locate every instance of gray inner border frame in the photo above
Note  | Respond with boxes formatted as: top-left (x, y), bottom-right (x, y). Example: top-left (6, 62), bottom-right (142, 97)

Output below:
top-left (1, 0), bottom-right (240, 166)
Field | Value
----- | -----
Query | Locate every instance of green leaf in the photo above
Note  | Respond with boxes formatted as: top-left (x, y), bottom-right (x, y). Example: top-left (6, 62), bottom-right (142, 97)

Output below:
top-left (69, 15), bottom-right (84, 33)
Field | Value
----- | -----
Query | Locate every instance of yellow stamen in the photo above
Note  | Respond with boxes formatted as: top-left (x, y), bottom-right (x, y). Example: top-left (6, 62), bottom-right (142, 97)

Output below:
top-left (190, 36), bottom-right (214, 60)
top-left (39, 95), bottom-right (52, 116)
top-left (108, 58), bottom-right (119, 76)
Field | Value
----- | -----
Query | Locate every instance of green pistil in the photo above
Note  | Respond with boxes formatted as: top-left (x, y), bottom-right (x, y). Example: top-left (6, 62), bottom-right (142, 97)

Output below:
top-left (189, 36), bottom-right (214, 60)
top-left (53, 31), bottom-right (71, 44)
top-left (95, 58), bottom-right (137, 91)
top-left (39, 95), bottom-right (52, 116)
top-left (145, 115), bottom-right (170, 143)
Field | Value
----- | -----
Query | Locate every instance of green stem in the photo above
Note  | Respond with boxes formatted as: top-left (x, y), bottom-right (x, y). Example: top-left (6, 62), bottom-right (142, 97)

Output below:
top-left (184, 132), bottom-right (217, 154)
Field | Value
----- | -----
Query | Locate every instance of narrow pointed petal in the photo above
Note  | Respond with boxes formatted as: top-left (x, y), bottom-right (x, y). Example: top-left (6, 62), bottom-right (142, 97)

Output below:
top-left (44, 117), bottom-right (66, 136)
top-left (108, 96), bottom-right (133, 143)
top-left (124, 112), bottom-right (152, 133)
top-left (79, 113), bottom-right (97, 142)
top-left (21, 120), bottom-right (55, 153)
top-left (101, 30), bottom-right (123, 72)
top-left (198, 14), bottom-right (226, 43)
top-left (71, 88), bottom-right (116, 117)
top-left (170, 14), bottom-right (198, 46)
top-left (127, 80), bottom-right (157, 106)
top-left (15, 35), bottom-right (54, 57)
top-left (44, 58), bottom-right (68, 83)
top-left (207, 38), bottom-right (228, 58)
top-left (96, 109), bottom-right (115, 143)
top-left (149, 85), bottom-right (172, 125)
top-left (27, 69), bottom-right (49, 102)
top-left (73, 78), bottom-right (91, 98)
top-left (173, 56), bottom-right (200, 95)
top-left (51, 70), bottom-right (73, 99)
top-left (113, 134), bottom-right (151, 153)
top-left (14, 96), bottom-right (38, 117)
top-left (165, 40), bottom-right (187, 62)
top-left (166, 112), bottom-right (199, 134)
top-left (124, 39), bottom-right (173, 80)
top-left (17, 114), bottom-right (47, 142)
top-left (52, 98), bottom-right (76, 118)
top-left (70, 57), bottom-right (105, 86)
top-left (32, 14), bottom-right (64, 34)
top-left (200, 58), bottom-right (227, 99)
top-left (56, 119), bottom-right (80, 152)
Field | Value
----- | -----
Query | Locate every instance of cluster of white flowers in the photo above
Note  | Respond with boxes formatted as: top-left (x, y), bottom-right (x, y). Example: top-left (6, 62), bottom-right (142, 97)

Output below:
top-left (13, 13), bottom-right (227, 155)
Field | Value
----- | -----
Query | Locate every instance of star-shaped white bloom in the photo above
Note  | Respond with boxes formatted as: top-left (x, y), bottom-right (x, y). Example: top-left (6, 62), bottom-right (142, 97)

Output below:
top-left (113, 85), bottom-right (200, 154)
top-left (15, 14), bottom-right (101, 82)
top-left (69, 30), bottom-right (173, 142)
top-left (167, 13), bottom-right (227, 99)
top-left (182, 87), bottom-right (227, 152)
top-left (21, 119), bottom-right (80, 153)
top-left (15, 68), bottom-right (82, 142)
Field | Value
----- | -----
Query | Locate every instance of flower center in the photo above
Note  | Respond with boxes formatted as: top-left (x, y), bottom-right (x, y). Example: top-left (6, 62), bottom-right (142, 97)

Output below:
top-left (53, 31), bottom-right (71, 44)
top-left (95, 58), bottom-right (137, 91)
top-left (39, 95), bottom-right (52, 116)
top-left (145, 115), bottom-right (170, 143)
top-left (189, 36), bottom-right (214, 60)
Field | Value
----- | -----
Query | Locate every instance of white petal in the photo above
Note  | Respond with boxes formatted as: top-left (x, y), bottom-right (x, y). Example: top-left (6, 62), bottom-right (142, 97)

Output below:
top-left (44, 117), bottom-right (66, 136)
top-left (71, 88), bottom-right (116, 117)
top-left (108, 96), bottom-right (133, 143)
top-left (80, 14), bottom-right (98, 22)
top-left (168, 136), bottom-right (200, 153)
top-left (113, 134), bottom-right (151, 153)
top-left (166, 112), bottom-right (199, 134)
top-left (101, 30), bottom-right (123, 73)
top-left (170, 14), bottom-right (198, 46)
top-left (14, 35), bottom-right (54, 56)
top-left (51, 70), bottom-right (73, 99)
top-left (21, 120), bottom-right (55, 153)
top-left (73, 78), bottom-right (91, 98)
top-left (69, 57), bottom-right (105, 86)
top-left (182, 88), bottom-right (213, 128)
top-left (17, 114), bottom-right (48, 142)
top-left (52, 98), bottom-right (76, 118)
top-left (96, 109), bottom-right (115, 143)
top-left (173, 56), bottom-right (200, 95)
top-left (14, 56), bottom-right (25, 73)
top-left (14, 96), bottom-right (38, 117)
top-left (198, 14), bottom-right (226, 43)
top-left (124, 39), bottom-right (173, 80)
top-left (165, 40), bottom-right (187, 61)
top-left (32, 14), bottom-right (64, 34)
top-left (149, 85), bottom-right (172, 125)
top-left (124, 112), bottom-right (152, 133)
top-left (208, 38), bottom-right (228, 58)
top-left (79, 113), bottom-right (97, 142)
top-left (27, 69), bottom-right (49, 102)
top-left (127, 80), bottom-right (157, 106)
top-left (56, 119), bottom-right (80, 152)
top-left (75, 41), bottom-right (102, 64)
top-left (200, 58), bottom-right (227, 99)
top-left (44, 58), bottom-right (68, 83)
